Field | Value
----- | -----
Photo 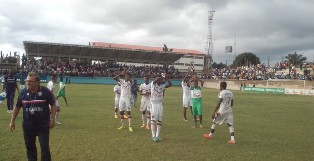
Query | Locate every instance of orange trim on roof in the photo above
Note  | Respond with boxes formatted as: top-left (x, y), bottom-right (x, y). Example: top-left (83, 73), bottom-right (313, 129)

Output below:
top-left (90, 42), bottom-right (205, 55)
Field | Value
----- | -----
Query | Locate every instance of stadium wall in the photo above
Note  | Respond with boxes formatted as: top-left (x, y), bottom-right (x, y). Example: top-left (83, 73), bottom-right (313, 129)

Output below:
top-left (42, 76), bottom-right (183, 86)
top-left (5, 74), bottom-right (313, 96)
top-left (203, 80), bottom-right (314, 96)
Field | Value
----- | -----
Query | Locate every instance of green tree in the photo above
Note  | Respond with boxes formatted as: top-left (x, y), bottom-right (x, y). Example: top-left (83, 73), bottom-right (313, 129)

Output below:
top-left (285, 52), bottom-right (307, 66)
top-left (232, 52), bottom-right (260, 67)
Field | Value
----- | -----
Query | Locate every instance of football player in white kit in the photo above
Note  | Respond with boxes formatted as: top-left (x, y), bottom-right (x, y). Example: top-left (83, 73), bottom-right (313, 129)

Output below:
top-left (150, 73), bottom-right (172, 142)
top-left (113, 82), bottom-right (121, 118)
top-left (181, 73), bottom-right (192, 121)
top-left (114, 71), bottom-right (133, 132)
top-left (47, 75), bottom-right (61, 124)
top-left (204, 81), bottom-right (236, 144)
top-left (138, 76), bottom-right (151, 129)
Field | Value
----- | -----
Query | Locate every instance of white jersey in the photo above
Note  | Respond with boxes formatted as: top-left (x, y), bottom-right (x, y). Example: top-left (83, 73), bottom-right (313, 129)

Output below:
top-left (139, 83), bottom-right (151, 111)
top-left (47, 81), bottom-right (55, 95)
top-left (218, 89), bottom-right (233, 114)
top-left (47, 80), bottom-right (59, 107)
top-left (119, 79), bottom-right (132, 99)
top-left (181, 81), bottom-right (191, 98)
top-left (150, 82), bottom-right (165, 104)
top-left (114, 85), bottom-right (121, 101)
top-left (139, 83), bottom-right (151, 101)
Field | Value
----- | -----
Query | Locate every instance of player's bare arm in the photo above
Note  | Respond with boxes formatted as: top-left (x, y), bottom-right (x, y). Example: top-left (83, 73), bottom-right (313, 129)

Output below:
top-left (9, 106), bottom-right (22, 132)
top-left (199, 79), bottom-right (204, 87)
top-left (114, 72), bottom-right (123, 82)
top-left (182, 73), bottom-right (189, 81)
top-left (164, 74), bottom-right (172, 88)
top-left (139, 88), bottom-right (145, 95)
top-left (212, 98), bottom-right (222, 119)
top-left (114, 89), bottom-right (120, 94)
top-left (50, 103), bottom-right (57, 129)
top-left (165, 79), bottom-right (172, 88)
top-left (188, 62), bottom-right (195, 75)
top-left (152, 77), bottom-right (163, 84)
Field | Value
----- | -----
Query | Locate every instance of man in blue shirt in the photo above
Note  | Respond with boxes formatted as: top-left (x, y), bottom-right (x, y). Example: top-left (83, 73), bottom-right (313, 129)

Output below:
top-left (131, 79), bottom-right (138, 108)
top-left (2, 70), bottom-right (19, 113)
top-left (9, 72), bottom-right (57, 161)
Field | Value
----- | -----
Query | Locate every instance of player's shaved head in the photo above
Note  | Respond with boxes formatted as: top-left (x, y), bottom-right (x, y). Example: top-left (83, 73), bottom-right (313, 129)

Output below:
top-left (220, 81), bottom-right (227, 89)
top-left (143, 76), bottom-right (149, 84)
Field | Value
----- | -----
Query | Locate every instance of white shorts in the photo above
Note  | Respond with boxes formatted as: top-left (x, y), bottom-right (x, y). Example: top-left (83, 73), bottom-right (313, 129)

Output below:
top-left (55, 100), bottom-right (60, 111)
top-left (115, 98), bottom-right (120, 108)
top-left (151, 102), bottom-right (163, 121)
top-left (140, 98), bottom-right (151, 112)
top-left (183, 96), bottom-right (191, 108)
top-left (213, 112), bottom-right (233, 125)
top-left (119, 97), bottom-right (131, 111)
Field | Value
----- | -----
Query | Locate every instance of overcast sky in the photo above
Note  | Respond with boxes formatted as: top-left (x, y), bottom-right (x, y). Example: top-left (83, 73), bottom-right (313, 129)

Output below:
top-left (1, 0), bottom-right (314, 66)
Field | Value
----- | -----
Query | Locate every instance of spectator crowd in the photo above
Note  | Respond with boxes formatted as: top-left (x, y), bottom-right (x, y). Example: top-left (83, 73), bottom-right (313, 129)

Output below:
top-left (1, 56), bottom-right (313, 81)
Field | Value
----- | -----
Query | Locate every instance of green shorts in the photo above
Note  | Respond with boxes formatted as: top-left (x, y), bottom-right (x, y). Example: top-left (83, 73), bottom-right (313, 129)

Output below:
top-left (191, 98), bottom-right (202, 116)
top-left (57, 90), bottom-right (66, 97)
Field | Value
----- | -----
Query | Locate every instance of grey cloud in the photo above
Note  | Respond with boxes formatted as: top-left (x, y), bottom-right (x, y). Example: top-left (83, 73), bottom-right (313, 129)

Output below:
top-left (0, 0), bottom-right (314, 65)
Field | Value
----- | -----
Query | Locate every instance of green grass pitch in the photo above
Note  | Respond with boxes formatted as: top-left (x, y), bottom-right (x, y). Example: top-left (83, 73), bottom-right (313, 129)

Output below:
top-left (0, 84), bottom-right (313, 161)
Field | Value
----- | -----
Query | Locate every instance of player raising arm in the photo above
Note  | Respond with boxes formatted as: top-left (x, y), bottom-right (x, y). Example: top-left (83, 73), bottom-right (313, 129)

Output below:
top-left (150, 74), bottom-right (172, 142)
top-left (181, 73), bottom-right (192, 121)
top-left (138, 76), bottom-right (151, 129)
top-left (113, 82), bottom-right (121, 118)
top-left (188, 75), bottom-right (204, 128)
top-left (114, 71), bottom-right (133, 132)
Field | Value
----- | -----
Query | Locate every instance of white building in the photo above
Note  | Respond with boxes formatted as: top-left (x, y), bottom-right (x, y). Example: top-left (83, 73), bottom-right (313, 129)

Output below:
top-left (173, 53), bottom-right (206, 72)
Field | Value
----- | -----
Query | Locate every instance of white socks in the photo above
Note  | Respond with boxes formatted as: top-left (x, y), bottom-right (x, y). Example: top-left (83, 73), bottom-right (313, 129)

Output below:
top-left (151, 121), bottom-right (156, 138)
top-left (142, 114), bottom-right (146, 125)
top-left (156, 124), bottom-right (161, 138)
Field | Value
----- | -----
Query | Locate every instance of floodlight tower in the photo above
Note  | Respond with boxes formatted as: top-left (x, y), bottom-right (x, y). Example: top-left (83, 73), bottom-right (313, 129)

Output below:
top-left (204, 10), bottom-right (215, 75)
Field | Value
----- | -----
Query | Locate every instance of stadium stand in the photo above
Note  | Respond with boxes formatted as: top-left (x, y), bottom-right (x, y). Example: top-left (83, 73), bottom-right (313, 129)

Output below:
top-left (23, 41), bottom-right (184, 64)
top-left (0, 41), bottom-right (308, 81)
top-left (22, 41), bottom-right (206, 78)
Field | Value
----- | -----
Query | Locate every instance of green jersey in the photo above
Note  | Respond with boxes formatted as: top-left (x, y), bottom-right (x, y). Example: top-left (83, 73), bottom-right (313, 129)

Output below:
top-left (191, 86), bottom-right (202, 99)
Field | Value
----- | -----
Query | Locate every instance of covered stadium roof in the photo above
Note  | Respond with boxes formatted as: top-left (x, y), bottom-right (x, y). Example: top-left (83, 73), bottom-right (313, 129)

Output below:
top-left (90, 42), bottom-right (205, 55)
top-left (23, 41), bottom-right (204, 64)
